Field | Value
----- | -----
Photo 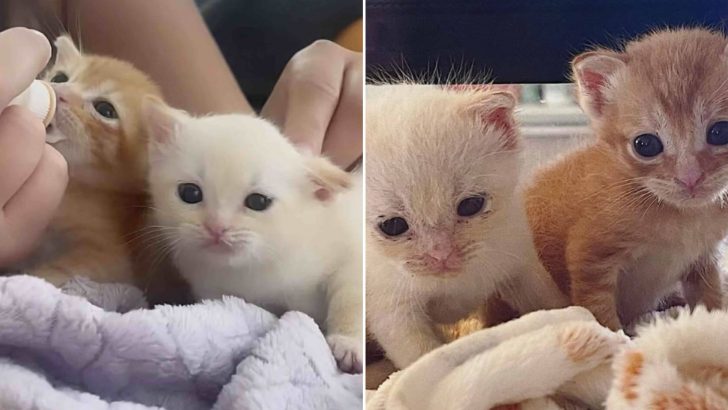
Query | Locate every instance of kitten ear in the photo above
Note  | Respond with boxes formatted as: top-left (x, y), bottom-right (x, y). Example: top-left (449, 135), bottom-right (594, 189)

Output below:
top-left (572, 50), bottom-right (627, 118)
top-left (473, 91), bottom-right (519, 149)
top-left (142, 96), bottom-right (185, 149)
top-left (53, 35), bottom-right (80, 66)
top-left (305, 156), bottom-right (352, 202)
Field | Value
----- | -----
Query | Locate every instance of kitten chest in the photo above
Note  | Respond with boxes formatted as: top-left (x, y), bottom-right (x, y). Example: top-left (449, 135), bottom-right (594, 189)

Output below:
top-left (617, 213), bottom-right (728, 322)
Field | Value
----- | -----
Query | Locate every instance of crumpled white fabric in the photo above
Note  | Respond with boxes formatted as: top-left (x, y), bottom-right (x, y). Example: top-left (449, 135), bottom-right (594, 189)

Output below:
top-left (0, 275), bottom-right (362, 410)
top-left (368, 307), bottom-right (627, 410)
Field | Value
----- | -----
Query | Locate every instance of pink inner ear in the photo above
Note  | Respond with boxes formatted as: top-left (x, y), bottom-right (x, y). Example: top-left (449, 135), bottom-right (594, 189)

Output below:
top-left (485, 107), bottom-right (510, 129)
top-left (314, 187), bottom-right (332, 201)
top-left (483, 106), bottom-right (517, 149)
top-left (579, 69), bottom-right (608, 115)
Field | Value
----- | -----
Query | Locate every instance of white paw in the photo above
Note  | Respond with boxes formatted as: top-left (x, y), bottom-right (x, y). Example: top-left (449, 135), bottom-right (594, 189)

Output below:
top-left (326, 334), bottom-right (363, 374)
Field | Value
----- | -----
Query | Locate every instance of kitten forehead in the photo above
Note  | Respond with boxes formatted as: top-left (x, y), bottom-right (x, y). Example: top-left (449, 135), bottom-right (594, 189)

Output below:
top-left (616, 29), bottom-right (728, 127)
top-left (366, 84), bottom-right (519, 224)
top-left (167, 114), bottom-right (305, 198)
top-left (80, 57), bottom-right (160, 93)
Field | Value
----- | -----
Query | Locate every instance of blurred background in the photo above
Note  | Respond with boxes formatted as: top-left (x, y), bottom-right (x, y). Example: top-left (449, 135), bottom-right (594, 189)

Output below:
top-left (2, 0), bottom-right (362, 111)
top-left (196, 0), bottom-right (361, 109)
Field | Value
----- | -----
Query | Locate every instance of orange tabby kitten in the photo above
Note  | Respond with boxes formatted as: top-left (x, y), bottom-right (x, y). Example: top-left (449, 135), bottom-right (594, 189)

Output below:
top-left (23, 36), bottom-right (162, 287)
top-left (526, 28), bottom-right (728, 330)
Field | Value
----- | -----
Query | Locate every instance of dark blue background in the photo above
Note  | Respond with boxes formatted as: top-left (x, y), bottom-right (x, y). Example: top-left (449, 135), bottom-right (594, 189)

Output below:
top-left (366, 0), bottom-right (728, 83)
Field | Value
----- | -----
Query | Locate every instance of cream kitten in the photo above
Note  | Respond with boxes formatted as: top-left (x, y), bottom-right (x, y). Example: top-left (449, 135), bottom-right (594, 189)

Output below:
top-left (143, 100), bottom-right (363, 373)
top-left (366, 84), bottom-right (567, 369)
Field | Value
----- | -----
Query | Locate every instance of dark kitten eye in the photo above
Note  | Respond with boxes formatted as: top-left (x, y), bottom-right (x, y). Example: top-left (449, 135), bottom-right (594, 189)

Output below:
top-left (93, 99), bottom-right (118, 119)
top-left (457, 196), bottom-right (486, 217)
top-left (707, 121), bottom-right (728, 146)
top-left (245, 193), bottom-right (272, 211)
top-left (178, 183), bottom-right (203, 204)
top-left (379, 217), bottom-right (409, 237)
top-left (633, 134), bottom-right (663, 158)
top-left (50, 72), bottom-right (68, 83)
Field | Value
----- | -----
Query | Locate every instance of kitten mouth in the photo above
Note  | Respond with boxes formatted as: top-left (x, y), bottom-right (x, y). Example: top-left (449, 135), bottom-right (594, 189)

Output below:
top-left (408, 261), bottom-right (463, 277)
top-left (202, 240), bottom-right (238, 254)
top-left (45, 122), bottom-right (68, 144)
top-left (663, 189), bottom-right (716, 208)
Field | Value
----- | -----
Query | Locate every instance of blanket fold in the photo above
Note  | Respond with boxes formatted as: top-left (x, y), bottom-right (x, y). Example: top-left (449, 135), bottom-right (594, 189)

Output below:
top-left (369, 306), bottom-right (728, 410)
top-left (0, 275), bottom-right (362, 410)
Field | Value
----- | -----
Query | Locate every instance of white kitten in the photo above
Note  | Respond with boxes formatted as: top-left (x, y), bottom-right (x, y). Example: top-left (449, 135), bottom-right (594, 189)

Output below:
top-left (366, 84), bottom-right (567, 369)
top-left (143, 99), bottom-right (363, 373)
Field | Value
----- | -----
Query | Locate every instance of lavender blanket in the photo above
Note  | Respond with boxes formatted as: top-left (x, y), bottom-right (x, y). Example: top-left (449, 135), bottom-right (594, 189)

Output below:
top-left (0, 275), bottom-right (362, 409)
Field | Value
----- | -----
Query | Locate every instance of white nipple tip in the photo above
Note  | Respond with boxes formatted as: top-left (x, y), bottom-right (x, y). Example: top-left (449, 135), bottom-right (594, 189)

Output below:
top-left (9, 80), bottom-right (56, 127)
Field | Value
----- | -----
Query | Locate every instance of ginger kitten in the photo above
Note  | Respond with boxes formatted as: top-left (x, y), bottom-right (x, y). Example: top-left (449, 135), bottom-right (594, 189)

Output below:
top-left (22, 36), bottom-right (162, 287)
top-left (366, 84), bottom-right (566, 369)
top-left (526, 28), bottom-right (728, 330)
top-left (143, 100), bottom-right (363, 373)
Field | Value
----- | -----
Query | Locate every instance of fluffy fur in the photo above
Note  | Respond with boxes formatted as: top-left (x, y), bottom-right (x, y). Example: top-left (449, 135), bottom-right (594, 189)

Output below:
top-left (366, 84), bottom-right (567, 369)
top-left (21, 36), bottom-right (162, 287)
top-left (143, 101), bottom-right (363, 372)
top-left (367, 307), bottom-right (624, 410)
top-left (526, 28), bottom-right (728, 330)
top-left (607, 306), bottom-right (728, 409)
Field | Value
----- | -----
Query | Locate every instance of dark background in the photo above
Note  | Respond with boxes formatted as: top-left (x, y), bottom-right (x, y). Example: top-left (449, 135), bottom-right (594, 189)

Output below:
top-left (366, 0), bottom-right (728, 84)
top-left (198, 0), bottom-right (361, 109)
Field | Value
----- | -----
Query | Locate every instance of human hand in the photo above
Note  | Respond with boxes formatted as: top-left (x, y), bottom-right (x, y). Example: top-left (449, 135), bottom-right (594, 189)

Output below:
top-left (0, 28), bottom-right (68, 267)
top-left (261, 40), bottom-right (362, 169)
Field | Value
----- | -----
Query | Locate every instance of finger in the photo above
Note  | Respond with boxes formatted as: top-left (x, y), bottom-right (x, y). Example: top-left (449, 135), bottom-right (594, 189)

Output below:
top-left (259, 72), bottom-right (289, 129)
top-left (0, 105), bottom-right (46, 205)
top-left (282, 43), bottom-right (347, 153)
top-left (0, 28), bottom-right (52, 108)
top-left (0, 145), bottom-right (68, 265)
top-left (322, 57), bottom-right (363, 168)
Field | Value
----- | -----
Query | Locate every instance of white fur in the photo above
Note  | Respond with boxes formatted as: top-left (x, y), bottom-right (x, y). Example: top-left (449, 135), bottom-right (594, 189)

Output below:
top-left (607, 306), bottom-right (728, 408)
top-left (366, 84), bottom-right (567, 369)
top-left (367, 307), bottom-right (624, 410)
top-left (146, 109), bottom-right (363, 372)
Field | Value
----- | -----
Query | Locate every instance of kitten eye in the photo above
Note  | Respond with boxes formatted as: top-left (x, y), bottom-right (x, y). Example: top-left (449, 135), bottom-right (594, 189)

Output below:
top-left (379, 217), bottom-right (409, 237)
top-left (50, 72), bottom-right (68, 83)
top-left (178, 183), bottom-right (203, 204)
top-left (93, 99), bottom-right (118, 119)
top-left (707, 121), bottom-right (728, 146)
top-left (245, 193), bottom-right (272, 211)
top-left (457, 196), bottom-right (486, 217)
top-left (632, 134), bottom-right (663, 158)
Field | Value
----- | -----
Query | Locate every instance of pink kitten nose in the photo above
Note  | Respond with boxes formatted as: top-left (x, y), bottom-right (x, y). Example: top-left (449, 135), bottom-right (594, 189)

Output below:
top-left (424, 237), bottom-right (462, 272)
top-left (428, 242), bottom-right (454, 262)
top-left (204, 222), bottom-right (228, 242)
top-left (52, 84), bottom-right (82, 106)
top-left (675, 170), bottom-right (705, 193)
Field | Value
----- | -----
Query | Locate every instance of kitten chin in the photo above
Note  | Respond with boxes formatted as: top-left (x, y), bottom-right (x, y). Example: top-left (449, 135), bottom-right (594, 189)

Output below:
top-left (22, 35), bottom-right (170, 299)
top-left (365, 84), bottom-right (566, 370)
top-left (144, 101), bottom-right (364, 373)
top-left (527, 28), bottom-right (728, 331)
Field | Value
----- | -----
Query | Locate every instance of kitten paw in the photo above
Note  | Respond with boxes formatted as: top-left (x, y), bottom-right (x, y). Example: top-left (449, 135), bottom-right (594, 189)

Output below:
top-left (558, 322), bottom-right (626, 366)
top-left (326, 334), bottom-right (362, 374)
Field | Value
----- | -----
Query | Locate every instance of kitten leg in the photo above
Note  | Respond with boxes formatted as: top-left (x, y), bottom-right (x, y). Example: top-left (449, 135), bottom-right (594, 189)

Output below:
top-left (566, 228), bottom-right (630, 330)
top-left (683, 253), bottom-right (723, 311)
top-left (367, 304), bottom-right (443, 370)
top-left (482, 295), bottom-right (519, 327)
top-left (325, 261), bottom-right (363, 373)
top-left (29, 239), bottom-right (132, 287)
